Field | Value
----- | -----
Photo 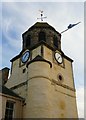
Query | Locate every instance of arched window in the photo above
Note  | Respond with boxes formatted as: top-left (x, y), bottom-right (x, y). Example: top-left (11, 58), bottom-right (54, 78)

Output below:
top-left (39, 31), bottom-right (46, 42)
top-left (53, 35), bottom-right (58, 48)
top-left (26, 35), bottom-right (31, 48)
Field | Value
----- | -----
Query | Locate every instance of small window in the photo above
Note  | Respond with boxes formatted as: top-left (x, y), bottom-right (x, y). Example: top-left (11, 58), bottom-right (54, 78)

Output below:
top-left (5, 101), bottom-right (14, 120)
top-left (58, 75), bottom-right (63, 81)
top-left (26, 35), bottom-right (31, 48)
top-left (39, 31), bottom-right (46, 42)
top-left (57, 74), bottom-right (64, 83)
top-left (53, 35), bottom-right (58, 48)
top-left (23, 68), bottom-right (26, 73)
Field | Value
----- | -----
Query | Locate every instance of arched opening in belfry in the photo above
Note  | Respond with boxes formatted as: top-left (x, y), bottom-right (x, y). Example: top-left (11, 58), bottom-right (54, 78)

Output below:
top-left (39, 31), bottom-right (46, 42)
top-left (53, 35), bottom-right (58, 48)
top-left (26, 35), bottom-right (31, 48)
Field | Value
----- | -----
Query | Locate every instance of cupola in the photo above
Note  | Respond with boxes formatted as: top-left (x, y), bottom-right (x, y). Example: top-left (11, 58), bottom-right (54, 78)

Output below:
top-left (22, 22), bottom-right (61, 51)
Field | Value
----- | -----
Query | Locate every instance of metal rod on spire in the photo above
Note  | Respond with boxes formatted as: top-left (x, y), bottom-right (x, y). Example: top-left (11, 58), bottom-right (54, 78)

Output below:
top-left (37, 10), bottom-right (47, 21)
top-left (61, 22), bottom-right (81, 34)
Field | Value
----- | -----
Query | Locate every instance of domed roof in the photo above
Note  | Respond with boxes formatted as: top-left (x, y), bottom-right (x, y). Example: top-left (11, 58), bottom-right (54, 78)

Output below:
top-left (28, 22), bottom-right (61, 35)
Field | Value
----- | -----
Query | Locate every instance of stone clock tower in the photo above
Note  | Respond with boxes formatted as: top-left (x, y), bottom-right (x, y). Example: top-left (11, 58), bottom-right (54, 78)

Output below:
top-left (6, 22), bottom-right (78, 118)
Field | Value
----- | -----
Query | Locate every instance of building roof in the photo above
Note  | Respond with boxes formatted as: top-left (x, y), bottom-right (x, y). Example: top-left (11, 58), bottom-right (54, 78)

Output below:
top-left (0, 85), bottom-right (23, 99)
top-left (23, 22), bottom-right (61, 37)
top-left (0, 67), bottom-right (10, 71)
top-left (26, 55), bottom-right (52, 68)
top-left (30, 22), bottom-right (56, 29)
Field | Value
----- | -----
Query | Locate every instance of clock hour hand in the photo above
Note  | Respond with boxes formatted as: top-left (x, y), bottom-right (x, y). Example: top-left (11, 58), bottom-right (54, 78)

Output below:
top-left (24, 54), bottom-right (27, 59)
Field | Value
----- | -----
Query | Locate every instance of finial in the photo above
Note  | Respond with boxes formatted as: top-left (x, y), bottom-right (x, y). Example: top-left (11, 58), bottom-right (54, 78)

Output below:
top-left (37, 10), bottom-right (47, 21)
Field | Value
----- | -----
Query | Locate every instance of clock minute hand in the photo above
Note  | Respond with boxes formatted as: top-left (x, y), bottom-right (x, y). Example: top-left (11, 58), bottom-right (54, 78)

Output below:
top-left (57, 56), bottom-right (60, 60)
top-left (24, 54), bottom-right (27, 59)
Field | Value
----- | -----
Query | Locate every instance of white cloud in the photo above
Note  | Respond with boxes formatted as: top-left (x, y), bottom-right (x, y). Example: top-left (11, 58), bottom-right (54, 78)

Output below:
top-left (1, 0), bottom-right (85, 2)
top-left (2, 19), bottom-right (21, 50)
top-left (76, 87), bottom-right (84, 118)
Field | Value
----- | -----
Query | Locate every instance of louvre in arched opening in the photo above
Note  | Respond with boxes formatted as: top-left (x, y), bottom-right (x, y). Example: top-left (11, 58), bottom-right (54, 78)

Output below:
top-left (39, 31), bottom-right (46, 42)
top-left (26, 35), bottom-right (31, 48)
top-left (53, 35), bottom-right (58, 48)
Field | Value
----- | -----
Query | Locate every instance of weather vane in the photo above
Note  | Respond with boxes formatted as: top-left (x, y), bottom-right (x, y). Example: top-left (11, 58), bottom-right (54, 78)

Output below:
top-left (37, 10), bottom-right (47, 21)
top-left (61, 22), bottom-right (81, 34)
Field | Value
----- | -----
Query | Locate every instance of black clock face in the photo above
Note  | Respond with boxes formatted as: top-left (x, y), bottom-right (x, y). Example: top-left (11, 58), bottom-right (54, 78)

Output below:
top-left (55, 52), bottom-right (63, 64)
top-left (21, 51), bottom-right (30, 63)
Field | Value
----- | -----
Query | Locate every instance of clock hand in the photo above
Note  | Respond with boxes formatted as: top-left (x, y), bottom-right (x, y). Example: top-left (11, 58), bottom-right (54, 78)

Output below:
top-left (24, 54), bottom-right (28, 59)
top-left (58, 56), bottom-right (60, 60)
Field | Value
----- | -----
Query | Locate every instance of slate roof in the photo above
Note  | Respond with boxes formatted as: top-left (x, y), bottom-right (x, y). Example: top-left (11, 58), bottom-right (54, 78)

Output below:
top-left (23, 22), bottom-right (61, 36)
top-left (30, 22), bottom-right (55, 28)
top-left (0, 85), bottom-right (23, 99)
top-left (26, 55), bottom-right (52, 68)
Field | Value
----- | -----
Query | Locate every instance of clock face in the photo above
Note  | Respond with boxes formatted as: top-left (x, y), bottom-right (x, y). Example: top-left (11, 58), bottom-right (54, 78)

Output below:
top-left (21, 51), bottom-right (30, 63)
top-left (55, 52), bottom-right (63, 64)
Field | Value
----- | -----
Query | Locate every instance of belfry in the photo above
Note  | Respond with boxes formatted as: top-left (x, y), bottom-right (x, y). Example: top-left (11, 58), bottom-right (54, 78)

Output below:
top-left (3, 21), bottom-right (78, 118)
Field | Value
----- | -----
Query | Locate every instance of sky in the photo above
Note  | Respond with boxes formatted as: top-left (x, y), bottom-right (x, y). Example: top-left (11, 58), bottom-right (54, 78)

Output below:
top-left (0, 1), bottom-right (84, 118)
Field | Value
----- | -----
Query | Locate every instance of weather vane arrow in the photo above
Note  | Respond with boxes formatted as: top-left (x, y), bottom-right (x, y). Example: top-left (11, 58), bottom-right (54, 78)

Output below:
top-left (61, 22), bottom-right (81, 34)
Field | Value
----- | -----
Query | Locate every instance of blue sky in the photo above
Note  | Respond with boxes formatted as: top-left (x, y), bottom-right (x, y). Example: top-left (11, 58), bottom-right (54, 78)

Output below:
top-left (1, 1), bottom-right (84, 118)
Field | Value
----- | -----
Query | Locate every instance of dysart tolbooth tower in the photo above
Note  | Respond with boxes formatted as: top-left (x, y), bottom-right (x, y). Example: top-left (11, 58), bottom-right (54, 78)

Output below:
top-left (6, 21), bottom-right (78, 118)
